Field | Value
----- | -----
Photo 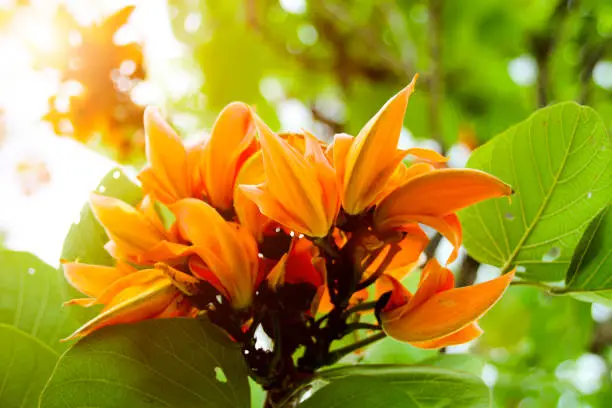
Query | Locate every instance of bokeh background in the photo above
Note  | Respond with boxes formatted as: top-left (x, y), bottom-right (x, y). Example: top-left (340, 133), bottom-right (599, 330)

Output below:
top-left (1, 0), bottom-right (612, 406)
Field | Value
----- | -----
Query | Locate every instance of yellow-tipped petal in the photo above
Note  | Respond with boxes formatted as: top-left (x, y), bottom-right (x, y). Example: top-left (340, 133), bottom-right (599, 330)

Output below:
top-left (234, 152), bottom-right (271, 242)
top-left (342, 76), bottom-right (418, 214)
top-left (63, 262), bottom-right (132, 299)
top-left (64, 276), bottom-right (178, 340)
top-left (204, 102), bottom-right (256, 210)
top-left (375, 168), bottom-right (513, 231)
top-left (403, 148), bottom-right (448, 163)
top-left (89, 193), bottom-right (167, 258)
top-left (381, 269), bottom-right (515, 343)
top-left (242, 113), bottom-right (338, 237)
top-left (139, 107), bottom-right (190, 204)
top-left (172, 198), bottom-right (259, 309)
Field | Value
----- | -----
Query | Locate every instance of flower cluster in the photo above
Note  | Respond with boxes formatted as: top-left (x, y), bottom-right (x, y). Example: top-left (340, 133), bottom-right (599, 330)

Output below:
top-left (63, 75), bottom-right (514, 385)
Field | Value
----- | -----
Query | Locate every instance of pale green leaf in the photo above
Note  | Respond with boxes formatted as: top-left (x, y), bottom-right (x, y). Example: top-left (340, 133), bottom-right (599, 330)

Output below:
top-left (459, 102), bottom-right (612, 281)
top-left (40, 318), bottom-right (250, 408)
top-left (0, 324), bottom-right (58, 408)
top-left (0, 250), bottom-right (95, 352)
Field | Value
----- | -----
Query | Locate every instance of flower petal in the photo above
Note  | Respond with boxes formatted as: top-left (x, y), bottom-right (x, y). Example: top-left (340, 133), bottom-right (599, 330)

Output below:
top-left (410, 323), bottom-right (483, 349)
top-left (64, 276), bottom-right (179, 340)
top-left (172, 198), bottom-right (259, 309)
top-left (375, 168), bottom-right (512, 231)
top-left (234, 153), bottom-right (271, 242)
top-left (204, 102), bottom-right (256, 210)
top-left (342, 76), bottom-right (418, 214)
top-left (139, 107), bottom-right (189, 204)
top-left (381, 270), bottom-right (514, 343)
top-left (63, 262), bottom-right (133, 299)
top-left (89, 193), bottom-right (167, 258)
top-left (251, 114), bottom-right (333, 236)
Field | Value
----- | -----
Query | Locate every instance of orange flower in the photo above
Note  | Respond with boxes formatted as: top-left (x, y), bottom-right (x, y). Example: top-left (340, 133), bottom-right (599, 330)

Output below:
top-left (374, 168), bottom-right (512, 263)
top-left (138, 104), bottom-right (256, 210)
top-left (201, 102), bottom-right (257, 211)
top-left (89, 193), bottom-right (190, 264)
top-left (138, 107), bottom-right (195, 205)
top-left (172, 198), bottom-right (260, 310)
top-left (63, 261), bottom-right (191, 339)
top-left (378, 259), bottom-right (514, 349)
top-left (333, 75), bottom-right (448, 215)
top-left (239, 113), bottom-right (339, 237)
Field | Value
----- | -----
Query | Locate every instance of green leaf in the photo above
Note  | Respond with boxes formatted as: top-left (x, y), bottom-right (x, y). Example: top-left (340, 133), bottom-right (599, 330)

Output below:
top-left (0, 324), bottom-right (58, 408)
top-left (0, 250), bottom-right (95, 352)
top-left (459, 102), bottom-right (612, 281)
top-left (419, 354), bottom-right (485, 376)
top-left (40, 318), bottom-right (250, 408)
top-left (300, 376), bottom-right (420, 408)
top-left (315, 365), bottom-right (490, 408)
top-left (563, 206), bottom-right (612, 305)
top-left (61, 168), bottom-right (142, 266)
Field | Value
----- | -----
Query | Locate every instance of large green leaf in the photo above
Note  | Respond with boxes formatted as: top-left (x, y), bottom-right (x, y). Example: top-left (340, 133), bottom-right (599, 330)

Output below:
top-left (0, 324), bottom-right (58, 408)
top-left (562, 206), bottom-right (612, 305)
top-left (0, 250), bottom-right (94, 352)
top-left (40, 318), bottom-right (250, 408)
top-left (61, 168), bottom-right (142, 266)
top-left (459, 102), bottom-right (612, 281)
top-left (314, 365), bottom-right (490, 408)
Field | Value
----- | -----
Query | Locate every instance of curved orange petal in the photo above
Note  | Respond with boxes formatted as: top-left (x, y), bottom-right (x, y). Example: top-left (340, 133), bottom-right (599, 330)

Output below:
top-left (63, 262), bottom-right (133, 299)
top-left (89, 193), bottom-right (167, 258)
top-left (243, 114), bottom-right (336, 237)
top-left (375, 168), bottom-right (512, 230)
top-left (407, 259), bottom-right (454, 312)
top-left (381, 270), bottom-right (515, 343)
top-left (171, 198), bottom-right (259, 309)
top-left (63, 276), bottom-right (179, 340)
top-left (410, 323), bottom-right (483, 349)
top-left (139, 107), bottom-right (190, 204)
top-left (342, 75), bottom-right (418, 215)
top-left (204, 102), bottom-right (256, 211)
top-left (234, 152), bottom-right (271, 242)
top-left (403, 148), bottom-right (448, 163)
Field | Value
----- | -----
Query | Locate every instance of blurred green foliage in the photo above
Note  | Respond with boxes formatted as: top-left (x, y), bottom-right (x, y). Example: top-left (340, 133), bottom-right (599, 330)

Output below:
top-left (168, 0), bottom-right (612, 150)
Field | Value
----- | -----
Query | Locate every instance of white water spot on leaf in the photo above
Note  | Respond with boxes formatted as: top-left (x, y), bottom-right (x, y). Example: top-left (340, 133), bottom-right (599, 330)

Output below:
top-left (504, 212), bottom-right (515, 221)
top-left (516, 265), bottom-right (527, 273)
top-left (112, 170), bottom-right (121, 180)
top-left (214, 366), bottom-right (227, 383)
top-left (98, 185), bottom-right (106, 193)
top-left (587, 191), bottom-right (592, 199)
top-left (481, 363), bottom-right (499, 387)
top-left (27, 267), bottom-right (36, 275)
top-left (542, 247), bottom-right (561, 262)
